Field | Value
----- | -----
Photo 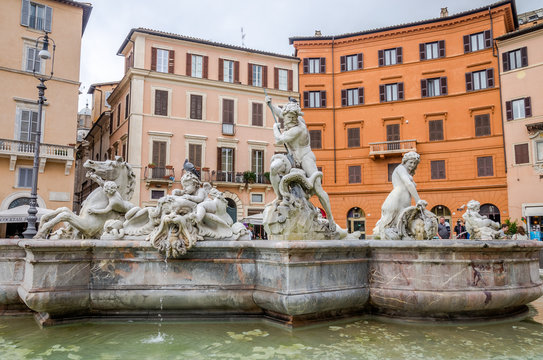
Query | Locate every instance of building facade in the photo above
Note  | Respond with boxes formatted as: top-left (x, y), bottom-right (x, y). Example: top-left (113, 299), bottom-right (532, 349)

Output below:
top-left (0, 0), bottom-right (91, 237)
top-left (107, 28), bottom-right (298, 224)
top-left (497, 23), bottom-right (543, 240)
top-left (290, 1), bottom-right (517, 237)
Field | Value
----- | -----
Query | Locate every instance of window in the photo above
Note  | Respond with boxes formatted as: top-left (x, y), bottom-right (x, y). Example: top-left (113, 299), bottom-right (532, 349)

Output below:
top-left (386, 124), bottom-right (400, 150)
top-left (125, 93), bottom-right (130, 119)
top-left (477, 156), bottom-right (494, 177)
top-left (303, 58), bottom-right (325, 73)
top-left (222, 99), bottom-right (235, 135)
top-left (278, 69), bottom-right (288, 90)
top-left (341, 87), bottom-right (364, 106)
top-left (474, 114), bottom-right (491, 137)
top-left (431, 160), bottom-right (446, 180)
top-left (536, 141), bottom-right (543, 163)
top-left (421, 77), bottom-right (447, 97)
top-left (506, 97), bottom-right (532, 120)
top-left (25, 46), bottom-right (41, 73)
top-left (248, 64), bottom-right (267, 87)
top-left (309, 130), bottom-right (322, 149)
top-left (463, 31), bottom-right (491, 53)
top-left (252, 149), bottom-right (264, 175)
top-left (388, 163), bottom-right (400, 182)
top-left (380, 83), bottom-right (404, 102)
top-left (304, 91), bottom-right (326, 108)
top-left (253, 65), bottom-right (263, 86)
top-left (218, 147), bottom-right (235, 181)
top-left (18, 109), bottom-right (39, 142)
top-left (21, 1), bottom-right (52, 32)
top-left (348, 166), bottom-right (361, 183)
top-left (154, 90), bottom-right (168, 116)
top-left (251, 193), bottom-right (264, 203)
top-left (17, 168), bottom-right (33, 188)
top-left (156, 49), bottom-right (169, 73)
top-left (151, 190), bottom-right (165, 200)
top-left (151, 141), bottom-right (167, 178)
top-left (340, 53), bottom-right (363, 71)
top-left (188, 143), bottom-right (202, 168)
top-left (223, 60), bottom-right (234, 82)
top-left (116, 103), bottom-right (121, 126)
top-left (420, 41), bottom-right (445, 60)
top-left (503, 47), bottom-right (528, 71)
top-left (192, 54), bottom-right (203, 78)
top-left (252, 103), bottom-right (263, 126)
top-left (378, 47), bottom-right (402, 66)
top-left (105, 91), bottom-right (112, 108)
top-left (429, 119), bottom-right (444, 141)
top-left (347, 128), bottom-right (360, 148)
top-left (466, 69), bottom-right (494, 91)
top-left (190, 94), bottom-right (203, 120)
top-left (514, 143), bottom-right (529, 165)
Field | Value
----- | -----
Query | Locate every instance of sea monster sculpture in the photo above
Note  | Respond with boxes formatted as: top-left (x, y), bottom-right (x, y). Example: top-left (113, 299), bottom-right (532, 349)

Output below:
top-left (462, 200), bottom-right (501, 240)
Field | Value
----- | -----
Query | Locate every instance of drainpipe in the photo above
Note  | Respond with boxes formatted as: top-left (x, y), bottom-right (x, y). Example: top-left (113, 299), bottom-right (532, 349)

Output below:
top-left (332, 36), bottom-right (337, 183)
top-left (126, 39), bottom-right (135, 163)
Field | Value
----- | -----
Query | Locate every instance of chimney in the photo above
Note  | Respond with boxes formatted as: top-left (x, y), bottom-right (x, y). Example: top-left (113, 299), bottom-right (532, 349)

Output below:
top-left (440, 7), bottom-right (449, 18)
top-left (314, 30), bottom-right (322, 36)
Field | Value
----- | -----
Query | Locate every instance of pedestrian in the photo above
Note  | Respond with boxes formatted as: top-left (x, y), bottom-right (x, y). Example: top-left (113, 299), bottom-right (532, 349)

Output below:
top-left (248, 225), bottom-right (254, 240)
top-left (437, 216), bottom-right (450, 239)
top-left (498, 223), bottom-right (509, 238)
top-left (454, 219), bottom-right (467, 239)
top-left (512, 226), bottom-right (528, 240)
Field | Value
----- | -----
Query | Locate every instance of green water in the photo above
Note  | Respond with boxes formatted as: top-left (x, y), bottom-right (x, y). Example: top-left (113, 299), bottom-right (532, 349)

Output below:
top-left (2, 298), bottom-right (543, 359)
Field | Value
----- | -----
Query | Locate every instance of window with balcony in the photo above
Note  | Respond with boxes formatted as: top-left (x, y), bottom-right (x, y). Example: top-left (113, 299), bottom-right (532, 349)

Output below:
top-left (506, 97), bottom-right (532, 120)
top-left (474, 114), bottom-right (491, 137)
top-left (341, 87), bottom-right (364, 106)
top-left (303, 91), bottom-right (326, 108)
top-left (514, 143), bottom-right (529, 165)
top-left (429, 119), bottom-right (444, 141)
top-left (347, 127), bottom-right (360, 148)
top-left (466, 69), bottom-right (494, 91)
top-left (463, 31), bottom-right (491, 53)
top-left (303, 58), bottom-right (325, 73)
top-left (188, 143), bottom-right (202, 169)
top-left (217, 147), bottom-right (235, 182)
top-left (340, 53), bottom-right (363, 71)
top-left (420, 41), bottom-right (445, 60)
top-left (190, 94), bottom-right (203, 120)
top-left (378, 47), bottom-right (402, 66)
top-left (477, 156), bottom-right (494, 177)
top-left (18, 109), bottom-right (39, 142)
top-left (251, 149), bottom-right (264, 178)
top-left (222, 98), bottom-right (235, 135)
top-left (503, 47), bottom-right (528, 71)
top-left (252, 103), bottom-right (263, 126)
top-left (151, 141), bottom-right (167, 179)
top-left (348, 166), bottom-right (361, 184)
top-left (386, 124), bottom-right (400, 150)
top-left (21, 1), bottom-right (52, 32)
top-left (309, 130), bottom-right (322, 149)
top-left (17, 167), bottom-right (33, 188)
top-left (431, 160), bottom-right (446, 180)
top-left (379, 83), bottom-right (404, 102)
top-left (421, 77), bottom-right (447, 97)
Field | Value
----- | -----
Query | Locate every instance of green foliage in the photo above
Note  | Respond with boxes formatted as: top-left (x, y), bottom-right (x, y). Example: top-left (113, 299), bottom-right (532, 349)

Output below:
top-left (504, 218), bottom-right (518, 235)
top-left (243, 171), bottom-right (256, 183)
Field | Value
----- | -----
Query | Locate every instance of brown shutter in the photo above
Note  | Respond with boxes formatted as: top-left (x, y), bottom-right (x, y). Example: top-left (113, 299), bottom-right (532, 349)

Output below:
top-left (358, 87), bottom-right (364, 104)
top-left (421, 79), bottom-right (427, 97)
top-left (378, 50), bottom-right (384, 66)
top-left (487, 68), bottom-right (494, 88)
top-left (515, 144), bottom-right (529, 164)
top-left (320, 91), bottom-right (326, 107)
top-left (525, 97), bottom-right (532, 117)
top-left (379, 84), bottom-right (385, 102)
top-left (218, 58), bottom-right (224, 81)
top-left (168, 50), bottom-right (175, 74)
top-left (303, 58), bottom-right (309, 73)
top-left (484, 30), bottom-right (492, 48)
top-left (396, 47), bottom-right (403, 64)
top-left (320, 58), bottom-right (326, 73)
top-left (262, 65), bottom-right (268, 88)
top-left (463, 35), bottom-right (470, 53)
top-left (419, 43), bottom-right (426, 60)
top-left (465, 72), bottom-right (473, 91)
top-left (248, 63), bottom-right (253, 85)
top-left (287, 70), bottom-right (293, 91)
top-left (398, 82), bottom-right (404, 100)
top-left (357, 53), bottom-right (363, 69)
top-left (151, 47), bottom-right (157, 71)
top-left (340, 55), bottom-right (346, 71)
top-left (502, 52), bottom-right (510, 72)
top-left (504, 101), bottom-right (512, 121)
top-left (303, 91), bottom-right (309, 108)
top-left (341, 89), bottom-right (347, 106)
top-left (387, 124), bottom-right (400, 141)
top-left (217, 148), bottom-right (222, 172)
top-left (234, 61), bottom-right (240, 83)
top-left (438, 40), bottom-right (445, 57)
top-left (274, 67), bottom-right (279, 89)
top-left (440, 77), bottom-right (448, 95)
top-left (203, 56), bottom-right (208, 79)
top-left (521, 47), bottom-right (528, 67)
top-left (186, 53), bottom-right (191, 76)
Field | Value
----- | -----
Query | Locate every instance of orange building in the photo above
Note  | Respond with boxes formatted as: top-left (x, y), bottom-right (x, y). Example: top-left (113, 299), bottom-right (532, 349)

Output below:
top-left (290, 1), bottom-right (518, 237)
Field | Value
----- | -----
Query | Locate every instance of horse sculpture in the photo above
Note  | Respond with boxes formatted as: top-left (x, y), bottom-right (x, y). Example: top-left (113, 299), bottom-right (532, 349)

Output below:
top-left (35, 157), bottom-right (136, 239)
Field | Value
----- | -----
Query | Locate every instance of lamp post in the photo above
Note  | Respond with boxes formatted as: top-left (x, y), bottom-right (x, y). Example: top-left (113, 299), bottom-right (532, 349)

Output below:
top-left (23, 32), bottom-right (56, 239)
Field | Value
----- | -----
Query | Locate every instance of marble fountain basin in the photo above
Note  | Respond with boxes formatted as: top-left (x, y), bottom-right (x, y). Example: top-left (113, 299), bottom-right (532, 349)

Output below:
top-left (0, 239), bottom-right (541, 326)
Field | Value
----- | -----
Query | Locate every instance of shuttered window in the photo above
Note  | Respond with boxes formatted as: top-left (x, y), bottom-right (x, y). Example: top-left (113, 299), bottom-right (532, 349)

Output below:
top-left (466, 69), bottom-right (494, 91)
top-left (429, 120), bottom-right (444, 141)
top-left (25, 46), bottom-right (41, 73)
top-left (347, 128), bottom-right (360, 148)
top-left (477, 156), bottom-right (494, 177)
top-left (474, 114), bottom-right (491, 137)
top-left (463, 30), bottom-right (492, 53)
top-left (380, 83), bottom-right (404, 102)
top-left (503, 47), bottom-right (528, 71)
top-left (514, 143), bottom-right (529, 165)
top-left (251, 150), bottom-right (264, 174)
top-left (348, 166), bottom-right (361, 184)
top-left (341, 87), bottom-right (364, 106)
top-left (152, 141), bottom-right (167, 167)
top-left (431, 160), bottom-right (446, 180)
top-left (378, 47), bottom-right (402, 66)
top-left (19, 109), bottom-right (39, 142)
top-left (309, 130), bottom-right (322, 149)
top-left (222, 99), bottom-right (235, 135)
top-left (387, 163), bottom-right (400, 182)
top-left (21, 1), bottom-right (52, 32)
top-left (304, 91), bottom-right (326, 108)
top-left (421, 77), bottom-right (447, 97)
top-left (152, 48), bottom-right (173, 73)
top-left (303, 58), bottom-right (326, 73)
top-left (188, 143), bottom-right (202, 168)
top-left (340, 53), bottom-right (363, 71)
top-left (419, 40), bottom-right (445, 60)
top-left (252, 103), bottom-right (263, 126)
top-left (190, 94), bottom-right (203, 120)
top-left (506, 97), bottom-right (532, 120)
top-left (154, 90), bottom-right (168, 116)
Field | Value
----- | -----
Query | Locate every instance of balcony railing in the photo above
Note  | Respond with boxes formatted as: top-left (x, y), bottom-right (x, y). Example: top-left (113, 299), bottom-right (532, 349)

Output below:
top-left (369, 139), bottom-right (417, 159)
top-left (211, 171), bottom-right (270, 185)
top-left (144, 166), bottom-right (175, 182)
top-left (0, 138), bottom-right (74, 161)
top-left (222, 123), bottom-right (235, 135)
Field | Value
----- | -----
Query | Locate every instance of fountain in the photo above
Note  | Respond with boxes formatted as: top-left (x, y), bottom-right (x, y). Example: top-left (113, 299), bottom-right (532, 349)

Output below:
top-left (0, 97), bottom-right (541, 331)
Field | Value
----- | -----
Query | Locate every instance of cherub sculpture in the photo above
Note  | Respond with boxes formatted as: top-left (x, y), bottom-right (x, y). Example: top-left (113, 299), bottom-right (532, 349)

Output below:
top-left (462, 200), bottom-right (501, 240)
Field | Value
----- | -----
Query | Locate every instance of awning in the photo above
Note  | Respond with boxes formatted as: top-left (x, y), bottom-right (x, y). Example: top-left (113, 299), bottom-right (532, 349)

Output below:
top-left (0, 205), bottom-right (54, 223)
top-left (525, 206), bottom-right (543, 217)
top-left (241, 213), bottom-right (263, 225)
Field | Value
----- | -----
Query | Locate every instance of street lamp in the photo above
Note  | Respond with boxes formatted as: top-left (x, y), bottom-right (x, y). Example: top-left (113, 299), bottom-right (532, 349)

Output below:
top-left (23, 32), bottom-right (56, 239)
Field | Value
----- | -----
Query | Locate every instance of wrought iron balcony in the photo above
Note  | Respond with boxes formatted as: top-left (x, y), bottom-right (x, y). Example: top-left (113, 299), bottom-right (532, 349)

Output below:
top-left (0, 138), bottom-right (74, 173)
top-left (144, 166), bottom-right (175, 187)
top-left (369, 139), bottom-right (417, 159)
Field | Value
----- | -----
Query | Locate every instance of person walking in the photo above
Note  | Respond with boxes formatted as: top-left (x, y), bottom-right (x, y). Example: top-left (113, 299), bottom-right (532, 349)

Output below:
top-left (454, 219), bottom-right (467, 239)
top-left (437, 216), bottom-right (450, 239)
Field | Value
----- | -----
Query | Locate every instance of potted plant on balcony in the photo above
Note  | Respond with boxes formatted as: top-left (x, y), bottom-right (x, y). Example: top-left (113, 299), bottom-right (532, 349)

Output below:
top-left (243, 171), bottom-right (256, 184)
top-left (263, 172), bottom-right (271, 184)
top-left (165, 165), bottom-right (173, 170)
top-left (148, 163), bottom-right (156, 169)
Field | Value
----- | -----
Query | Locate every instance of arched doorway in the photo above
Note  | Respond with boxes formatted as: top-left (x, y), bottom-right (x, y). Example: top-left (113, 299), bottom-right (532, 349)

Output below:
top-left (5, 197), bottom-right (33, 238)
top-left (431, 205), bottom-right (452, 226)
top-left (226, 198), bottom-right (237, 223)
top-left (480, 203), bottom-right (500, 223)
top-left (347, 207), bottom-right (365, 239)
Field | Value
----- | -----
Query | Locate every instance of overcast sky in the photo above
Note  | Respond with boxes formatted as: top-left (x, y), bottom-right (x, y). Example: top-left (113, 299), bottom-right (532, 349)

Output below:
top-left (77, 0), bottom-right (540, 111)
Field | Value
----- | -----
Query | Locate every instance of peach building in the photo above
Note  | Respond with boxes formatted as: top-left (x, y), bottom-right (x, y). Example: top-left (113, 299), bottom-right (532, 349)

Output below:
top-left (290, 1), bottom-right (518, 237)
top-left (496, 23), bottom-right (543, 240)
top-left (0, 0), bottom-right (91, 237)
top-left (107, 28), bottom-right (298, 225)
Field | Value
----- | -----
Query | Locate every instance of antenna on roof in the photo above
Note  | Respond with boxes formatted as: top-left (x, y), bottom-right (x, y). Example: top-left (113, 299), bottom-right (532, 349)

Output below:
top-left (241, 27), bottom-right (246, 47)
